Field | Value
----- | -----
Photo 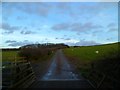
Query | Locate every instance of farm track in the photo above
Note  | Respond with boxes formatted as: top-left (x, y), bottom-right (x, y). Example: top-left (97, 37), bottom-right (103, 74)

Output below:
top-left (30, 49), bottom-right (93, 88)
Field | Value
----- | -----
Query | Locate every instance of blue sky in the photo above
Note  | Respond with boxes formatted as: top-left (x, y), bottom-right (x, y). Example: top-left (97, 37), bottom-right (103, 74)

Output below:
top-left (1, 2), bottom-right (118, 48)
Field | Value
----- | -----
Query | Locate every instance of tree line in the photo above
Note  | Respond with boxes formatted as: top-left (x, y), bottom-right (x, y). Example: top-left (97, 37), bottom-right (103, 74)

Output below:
top-left (18, 43), bottom-right (69, 61)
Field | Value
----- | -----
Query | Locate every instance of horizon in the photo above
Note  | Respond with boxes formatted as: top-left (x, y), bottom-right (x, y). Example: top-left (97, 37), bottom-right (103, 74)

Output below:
top-left (1, 42), bottom-right (119, 49)
top-left (1, 2), bottom-right (118, 48)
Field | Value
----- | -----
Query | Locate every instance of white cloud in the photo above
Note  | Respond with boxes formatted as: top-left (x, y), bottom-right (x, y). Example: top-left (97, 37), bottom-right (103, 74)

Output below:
top-left (66, 39), bottom-right (101, 46)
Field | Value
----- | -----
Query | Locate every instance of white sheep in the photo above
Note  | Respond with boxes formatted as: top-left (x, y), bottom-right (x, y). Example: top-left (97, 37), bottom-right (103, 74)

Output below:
top-left (95, 50), bottom-right (99, 54)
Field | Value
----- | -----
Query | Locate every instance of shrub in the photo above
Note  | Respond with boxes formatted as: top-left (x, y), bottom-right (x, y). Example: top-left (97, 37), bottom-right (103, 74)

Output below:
top-left (18, 48), bottom-right (49, 61)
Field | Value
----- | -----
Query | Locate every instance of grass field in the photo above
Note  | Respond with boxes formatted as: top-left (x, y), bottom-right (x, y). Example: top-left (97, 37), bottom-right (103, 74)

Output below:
top-left (2, 50), bottom-right (20, 62)
top-left (64, 43), bottom-right (118, 62)
top-left (63, 42), bottom-right (119, 80)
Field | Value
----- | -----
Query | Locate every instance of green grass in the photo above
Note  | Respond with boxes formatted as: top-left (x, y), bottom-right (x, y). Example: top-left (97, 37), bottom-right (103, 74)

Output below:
top-left (64, 43), bottom-right (118, 62)
top-left (2, 50), bottom-right (20, 62)
top-left (63, 42), bottom-right (119, 80)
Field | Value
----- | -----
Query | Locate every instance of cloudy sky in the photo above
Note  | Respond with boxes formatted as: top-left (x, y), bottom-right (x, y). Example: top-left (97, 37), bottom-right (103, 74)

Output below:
top-left (1, 2), bottom-right (118, 48)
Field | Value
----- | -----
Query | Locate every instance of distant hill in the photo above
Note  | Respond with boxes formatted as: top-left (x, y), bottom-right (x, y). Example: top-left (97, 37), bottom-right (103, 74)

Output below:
top-left (19, 43), bottom-right (69, 49)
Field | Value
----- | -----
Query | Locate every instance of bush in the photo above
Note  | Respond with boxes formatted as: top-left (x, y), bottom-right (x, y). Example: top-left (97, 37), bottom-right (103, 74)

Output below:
top-left (18, 48), bottom-right (50, 61)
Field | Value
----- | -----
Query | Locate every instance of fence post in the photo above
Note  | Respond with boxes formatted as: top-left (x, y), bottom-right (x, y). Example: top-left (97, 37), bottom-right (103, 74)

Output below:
top-left (91, 62), bottom-right (95, 71)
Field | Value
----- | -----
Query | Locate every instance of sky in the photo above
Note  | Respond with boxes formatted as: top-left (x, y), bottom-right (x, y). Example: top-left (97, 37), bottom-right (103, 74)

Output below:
top-left (0, 2), bottom-right (118, 48)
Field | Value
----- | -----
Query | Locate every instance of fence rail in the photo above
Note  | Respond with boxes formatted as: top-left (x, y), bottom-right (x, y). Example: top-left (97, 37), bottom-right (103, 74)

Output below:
top-left (2, 60), bottom-right (36, 89)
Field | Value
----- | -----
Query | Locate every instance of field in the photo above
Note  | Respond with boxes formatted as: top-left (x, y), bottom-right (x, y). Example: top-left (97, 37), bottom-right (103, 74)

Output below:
top-left (2, 50), bottom-right (20, 62)
top-left (63, 42), bottom-right (119, 83)
top-left (1, 43), bottom-right (119, 88)
top-left (64, 43), bottom-right (118, 62)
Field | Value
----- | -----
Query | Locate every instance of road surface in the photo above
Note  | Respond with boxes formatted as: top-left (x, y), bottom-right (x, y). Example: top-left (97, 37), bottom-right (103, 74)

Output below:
top-left (42, 49), bottom-right (81, 80)
top-left (30, 50), bottom-right (93, 88)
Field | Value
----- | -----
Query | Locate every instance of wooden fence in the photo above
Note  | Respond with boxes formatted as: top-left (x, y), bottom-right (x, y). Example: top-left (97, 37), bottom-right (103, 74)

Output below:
top-left (2, 60), bottom-right (36, 89)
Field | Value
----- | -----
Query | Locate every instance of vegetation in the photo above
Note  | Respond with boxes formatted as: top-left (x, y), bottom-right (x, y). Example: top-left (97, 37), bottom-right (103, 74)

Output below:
top-left (2, 43), bottom-right (68, 62)
top-left (2, 50), bottom-right (20, 62)
top-left (19, 43), bottom-right (68, 62)
top-left (63, 42), bottom-right (119, 87)
top-left (64, 43), bottom-right (118, 62)
top-left (20, 43), bottom-right (69, 49)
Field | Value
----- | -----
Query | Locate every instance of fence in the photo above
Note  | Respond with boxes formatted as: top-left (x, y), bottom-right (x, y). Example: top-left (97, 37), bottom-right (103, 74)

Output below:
top-left (87, 63), bottom-right (120, 89)
top-left (2, 60), bottom-right (36, 89)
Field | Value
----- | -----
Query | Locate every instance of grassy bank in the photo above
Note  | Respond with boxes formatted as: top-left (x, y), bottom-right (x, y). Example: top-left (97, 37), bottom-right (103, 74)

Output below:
top-left (63, 42), bottom-right (119, 87)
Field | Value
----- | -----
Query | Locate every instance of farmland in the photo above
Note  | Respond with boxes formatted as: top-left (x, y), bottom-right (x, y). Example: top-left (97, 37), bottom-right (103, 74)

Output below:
top-left (64, 43), bottom-right (118, 62)
top-left (63, 42), bottom-right (119, 81)
top-left (2, 50), bottom-right (20, 62)
top-left (1, 42), bottom-right (120, 88)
